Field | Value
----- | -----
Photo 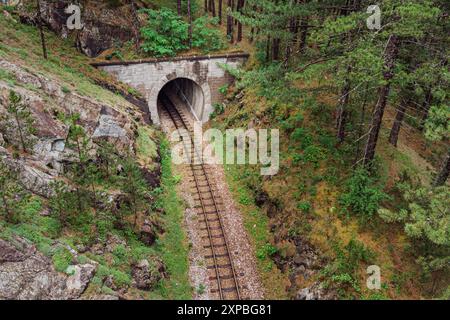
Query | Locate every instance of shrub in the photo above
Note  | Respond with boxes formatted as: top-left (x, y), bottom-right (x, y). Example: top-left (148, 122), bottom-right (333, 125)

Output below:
top-left (340, 167), bottom-right (389, 220)
top-left (324, 239), bottom-right (376, 297)
top-left (52, 247), bottom-right (74, 273)
top-left (140, 9), bottom-right (224, 57)
top-left (297, 201), bottom-right (312, 213)
top-left (140, 8), bottom-right (189, 57)
top-left (192, 16), bottom-right (224, 53)
top-left (290, 127), bottom-right (312, 149)
top-left (256, 243), bottom-right (278, 260)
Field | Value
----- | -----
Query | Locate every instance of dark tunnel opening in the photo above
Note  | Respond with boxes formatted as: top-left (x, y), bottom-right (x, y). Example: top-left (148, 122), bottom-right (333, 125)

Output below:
top-left (157, 78), bottom-right (204, 121)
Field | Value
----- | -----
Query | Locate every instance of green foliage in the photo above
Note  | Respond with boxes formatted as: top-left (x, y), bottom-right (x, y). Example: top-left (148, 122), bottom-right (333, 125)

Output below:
top-left (140, 8), bottom-right (223, 57)
top-left (293, 145), bottom-right (327, 168)
top-left (155, 139), bottom-right (191, 299)
top-left (379, 183), bottom-right (449, 246)
top-left (218, 84), bottom-right (229, 95)
top-left (52, 247), bottom-right (74, 273)
top-left (237, 63), bottom-right (302, 103)
top-left (340, 167), bottom-right (389, 220)
top-left (324, 239), bottom-right (376, 297)
top-left (210, 103), bottom-right (225, 119)
top-left (297, 201), bottom-right (312, 214)
top-left (379, 183), bottom-right (449, 285)
top-left (140, 8), bottom-right (188, 57)
top-left (112, 244), bottom-right (130, 267)
top-left (424, 104), bottom-right (449, 142)
top-left (192, 16), bottom-right (224, 53)
top-left (48, 180), bottom-right (78, 232)
top-left (291, 128), bottom-right (313, 149)
top-left (256, 243), bottom-right (278, 261)
top-left (0, 68), bottom-right (16, 85)
top-left (279, 113), bottom-right (304, 133)
top-left (120, 155), bottom-right (150, 226)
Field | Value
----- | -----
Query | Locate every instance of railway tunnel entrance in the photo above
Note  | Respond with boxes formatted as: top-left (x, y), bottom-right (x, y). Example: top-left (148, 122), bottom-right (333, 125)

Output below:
top-left (157, 78), bottom-right (205, 122)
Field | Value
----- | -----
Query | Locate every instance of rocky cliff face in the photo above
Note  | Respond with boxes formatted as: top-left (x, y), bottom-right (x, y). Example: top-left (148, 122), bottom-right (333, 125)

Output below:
top-left (18, 0), bottom-right (144, 57)
top-left (0, 55), bottom-right (160, 299)
top-left (0, 58), bottom-right (142, 196)
top-left (0, 236), bottom-right (100, 300)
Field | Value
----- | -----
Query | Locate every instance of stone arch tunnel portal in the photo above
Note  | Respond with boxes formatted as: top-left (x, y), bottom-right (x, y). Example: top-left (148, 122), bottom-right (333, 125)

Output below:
top-left (92, 53), bottom-right (249, 125)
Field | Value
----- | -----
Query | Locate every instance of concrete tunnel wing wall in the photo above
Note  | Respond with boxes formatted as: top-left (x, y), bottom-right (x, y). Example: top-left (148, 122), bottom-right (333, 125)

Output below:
top-left (92, 53), bottom-right (249, 125)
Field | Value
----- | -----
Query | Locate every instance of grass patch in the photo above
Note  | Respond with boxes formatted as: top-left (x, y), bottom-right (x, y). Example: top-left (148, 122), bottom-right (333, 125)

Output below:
top-left (0, 14), bottom-right (139, 111)
top-left (153, 138), bottom-right (192, 299)
top-left (136, 126), bottom-right (158, 170)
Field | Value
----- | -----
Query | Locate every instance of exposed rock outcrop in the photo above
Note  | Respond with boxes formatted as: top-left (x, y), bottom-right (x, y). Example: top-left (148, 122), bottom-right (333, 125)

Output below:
top-left (0, 237), bottom-right (96, 300)
top-left (65, 264), bottom-right (97, 297)
top-left (131, 258), bottom-right (166, 291)
top-left (0, 57), bottom-right (142, 196)
top-left (18, 0), bottom-right (144, 57)
top-left (296, 282), bottom-right (335, 300)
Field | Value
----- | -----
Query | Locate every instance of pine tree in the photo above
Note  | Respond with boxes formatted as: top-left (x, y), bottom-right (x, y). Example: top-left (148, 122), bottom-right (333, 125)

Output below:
top-left (379, 183), bottom-right (449, 289)
top-left (0, 159), bottom-right (24, 224)
top-left (2, 90), bottom-right (37, 153)
top-left (61, 113), bottom-right (95, 211)
top-left (120, 155), bottom-right (150, 228)
top-left (49, 180), bottom-right (78, 231)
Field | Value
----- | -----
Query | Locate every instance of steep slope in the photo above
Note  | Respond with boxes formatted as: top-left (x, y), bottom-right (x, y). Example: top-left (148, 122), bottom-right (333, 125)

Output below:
top-left (0, 10), bottom-right (190, 300)
top-left (211, 76), bottom-right (448, 300)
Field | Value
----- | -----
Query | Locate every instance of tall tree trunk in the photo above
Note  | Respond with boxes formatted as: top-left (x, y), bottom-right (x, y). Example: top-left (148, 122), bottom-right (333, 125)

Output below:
top-left (226, 0), bottom-right (234, 42)
top-left (36, 0), bottom-right (47, 60)
top-left (354, 83), bottom-right (370, 163)
top-left (218, 0), bottom-right (223, 24)
top-left (188, 0), bottom-right (193, 49)
top-left (363, 35), bottom-right (399, 167)
top-left (13, 111), bottom-right (27, 153)
top-left (272, 38), bottom-right (280, 61)
top-left (236, 0), bottom-right (244, 42)
top-left (388, 99), bottom-right (408, 147)
top-left (419, 87), bottom-right (433, 131)
top-left (285, 0), bottom-right (297, 65)
top-left (434, 151), bottom-right (450, 187)
top-left (336, 71), bottom-right (351, 143)
top-left (266, 36), bottom-right (271, 62)
top-left (298, 17), bottom-right (309, 54)
top-left (211, 0), bottom-right (216, 16)
top-left (177, 0), bottom-right (182, 15)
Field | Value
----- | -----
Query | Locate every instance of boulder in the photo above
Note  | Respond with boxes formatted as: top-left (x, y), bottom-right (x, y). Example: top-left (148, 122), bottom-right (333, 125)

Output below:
top-left (131, 259), bottom-right (166, 291)
top-left (296, 282), bottom-right (333, 300)
top-left (0, 237), bottom-right (67, 300)
top-left (93, 115), bottom-right (127, 139)
top-left (139, 219), bottom-right (158, 246)
top-left (0, 236), bottom-right (105, 300)
top-left (105, 234), bottom-right (127, 253)
top-left (65, 264), bottom-right (97, 297)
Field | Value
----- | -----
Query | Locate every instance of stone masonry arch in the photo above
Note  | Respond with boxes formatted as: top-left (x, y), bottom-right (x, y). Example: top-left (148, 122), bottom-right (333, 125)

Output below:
top-left (92, 53), bottom-right (249, 125)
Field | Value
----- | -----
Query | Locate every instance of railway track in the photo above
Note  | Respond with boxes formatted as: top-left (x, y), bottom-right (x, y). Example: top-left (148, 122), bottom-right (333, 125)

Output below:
top-left (159, 92), bottom-right (242, 300)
